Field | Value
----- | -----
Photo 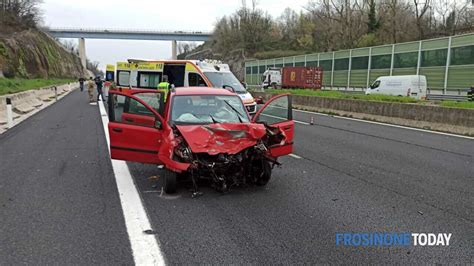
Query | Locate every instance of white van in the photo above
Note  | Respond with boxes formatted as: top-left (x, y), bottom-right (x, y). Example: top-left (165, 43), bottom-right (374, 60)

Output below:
top-left (261, 68), bottom-right (282, 89)
top-left (365, 75), bottom-right (427, 100)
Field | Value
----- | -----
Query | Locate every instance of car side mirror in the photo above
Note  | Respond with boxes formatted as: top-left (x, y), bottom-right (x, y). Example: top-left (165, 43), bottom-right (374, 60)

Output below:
top-left (154, 118), bottom-right (162, 129)
top-left (255, 96), bottom-right (264, 104)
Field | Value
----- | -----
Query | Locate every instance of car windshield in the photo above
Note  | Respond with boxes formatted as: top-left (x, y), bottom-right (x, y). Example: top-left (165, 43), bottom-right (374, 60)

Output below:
top-left (171, 95), bottom-right (250, 125)
top-left (203, 72), bottom-right (247, 94)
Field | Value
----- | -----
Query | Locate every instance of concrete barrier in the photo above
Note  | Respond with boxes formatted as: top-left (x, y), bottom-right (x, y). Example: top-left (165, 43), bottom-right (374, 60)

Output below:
top-left (10, 92), bottom-right (37, 114)
top-left (1, 83), bottom-right (78, 116)
top-left (252, 92), bottom-right (474, 128)
top-left (0, 82), bottom-right (78, 130)
top-left (37, 87), bottom-right (56, 101)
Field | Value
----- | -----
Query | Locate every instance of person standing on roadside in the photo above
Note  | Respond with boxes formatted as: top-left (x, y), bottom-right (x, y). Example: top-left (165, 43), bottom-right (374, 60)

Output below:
top-left (158, 75), bottom-right (171, 101)
top-left (87, 77), bottom-right (95, 103)
top-left (95, 76), bottom-right (105, 101)
top-left (78, 77), bottom-right (85, 92)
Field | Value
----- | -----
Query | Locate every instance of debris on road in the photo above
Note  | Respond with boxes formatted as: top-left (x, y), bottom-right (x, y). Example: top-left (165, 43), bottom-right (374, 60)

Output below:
top-left (148, 175), bottom-right (160, 180)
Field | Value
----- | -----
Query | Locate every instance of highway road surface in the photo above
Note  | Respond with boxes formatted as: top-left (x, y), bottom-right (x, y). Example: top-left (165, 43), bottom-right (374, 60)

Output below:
top-left (1, 90), bottom-right (473, 264)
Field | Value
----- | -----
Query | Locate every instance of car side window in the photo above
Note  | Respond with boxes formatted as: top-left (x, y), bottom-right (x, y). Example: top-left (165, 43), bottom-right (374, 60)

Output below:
top-left (188, 73), bottom-right (207, 87)
top-left (256, 95), bottom-right (291, 125)
top-left (371, 80), bottom-right (381, 89)
top-left (128, 98), bottom-right (154, 116)
top-left (133, 92), bottom-right (164, 115)
top-left (110, 94), bottom-right (126, 122)
top-left (110, 94), bottom-right (155, 124)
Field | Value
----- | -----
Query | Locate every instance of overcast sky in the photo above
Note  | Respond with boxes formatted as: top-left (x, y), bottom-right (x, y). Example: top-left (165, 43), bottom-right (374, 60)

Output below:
top-left (41, 0), bottom-right (309, 70)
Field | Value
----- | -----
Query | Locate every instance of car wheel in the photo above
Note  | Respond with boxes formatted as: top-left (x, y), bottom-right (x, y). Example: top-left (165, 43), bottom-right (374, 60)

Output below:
top-left (255, 160), bottom-right (272, 186)
top-left (163, 169), bottom-right (177, 194)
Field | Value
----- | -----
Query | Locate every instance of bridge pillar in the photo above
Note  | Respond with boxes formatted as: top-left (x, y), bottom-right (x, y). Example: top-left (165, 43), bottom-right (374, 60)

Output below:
top-left (78, 38), bottom-right (87, 70)
top-left (171, 40), bottom-right (177, 60)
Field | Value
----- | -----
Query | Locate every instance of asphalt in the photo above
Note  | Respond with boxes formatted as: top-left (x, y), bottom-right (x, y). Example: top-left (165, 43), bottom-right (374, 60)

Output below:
top-left (129, 109), bottom-right (474, 264)
top-left (0, 90), bottom-right (133, 264)
top-left (1, 89), bottom-right (473, 264)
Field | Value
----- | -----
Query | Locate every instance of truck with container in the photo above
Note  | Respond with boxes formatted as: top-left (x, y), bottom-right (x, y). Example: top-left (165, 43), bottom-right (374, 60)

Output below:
top-left (262, 66), bottom-right (323, 90)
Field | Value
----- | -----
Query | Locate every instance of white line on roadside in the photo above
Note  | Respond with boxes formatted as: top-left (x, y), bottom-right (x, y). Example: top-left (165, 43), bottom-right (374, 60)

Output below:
top-left (294, 120), bottom-right (310, 125)
top-left (293, 109), bottom-right (474, 140)
top-left (289, 153), bottom-right (302, 159)
top-left (98, 98), bottom-right (165, 265)
top-left (261, 113), bottom-right (310, 125)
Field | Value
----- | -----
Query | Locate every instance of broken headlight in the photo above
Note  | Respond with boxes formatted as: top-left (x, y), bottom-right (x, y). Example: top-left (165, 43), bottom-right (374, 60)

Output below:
top-left (174, 142), bottom-right (192, 162)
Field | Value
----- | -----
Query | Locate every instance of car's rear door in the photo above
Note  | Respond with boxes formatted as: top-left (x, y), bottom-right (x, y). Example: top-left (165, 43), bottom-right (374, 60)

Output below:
top-left (252, 94), bottom-right (294, 157)
top-left (108, 91), bottom-right (165, 164)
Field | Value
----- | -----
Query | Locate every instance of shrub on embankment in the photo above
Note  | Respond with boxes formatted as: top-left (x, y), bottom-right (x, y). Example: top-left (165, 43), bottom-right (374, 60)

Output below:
top-left (0, 28), bottom-right (85, 79)
top-left (0, 78), bottom-right (74, 96)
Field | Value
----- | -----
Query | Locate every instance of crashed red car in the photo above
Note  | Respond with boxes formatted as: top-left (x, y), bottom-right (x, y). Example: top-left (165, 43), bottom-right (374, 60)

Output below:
top-left (107, 87), bottom-right (294, 195)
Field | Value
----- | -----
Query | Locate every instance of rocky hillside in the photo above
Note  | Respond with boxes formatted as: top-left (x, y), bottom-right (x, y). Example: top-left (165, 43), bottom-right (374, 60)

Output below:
top-left (0, 28), bottom-right (85, 79)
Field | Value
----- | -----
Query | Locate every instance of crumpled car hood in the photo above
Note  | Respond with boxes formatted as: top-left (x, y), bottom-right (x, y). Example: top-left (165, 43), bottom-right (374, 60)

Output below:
top-left (176, 123), bottom-right (267, 155)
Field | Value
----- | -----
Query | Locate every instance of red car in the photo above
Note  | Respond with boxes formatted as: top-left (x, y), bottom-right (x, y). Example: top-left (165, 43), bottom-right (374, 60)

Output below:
top-left (107, 87), bottom-right (294, 195)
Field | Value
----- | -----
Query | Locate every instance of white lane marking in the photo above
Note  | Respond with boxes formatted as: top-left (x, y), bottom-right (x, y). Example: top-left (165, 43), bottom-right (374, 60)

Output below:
top-left (260, 113), bottom-right (310, 125)
top-left (289, 153), bottom-right (302, 159)
top-left (293, 109), bottom-right (474, 140)
top-left (294, 120), bottom-right (310, 125)
top-left (98, 99), bottom-right (165, 265)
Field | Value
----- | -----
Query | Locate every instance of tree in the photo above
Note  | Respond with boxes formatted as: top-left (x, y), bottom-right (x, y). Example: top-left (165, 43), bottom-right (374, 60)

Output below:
top-left (367, 0), bottom-right (380, 34)
top-left (413, 0), bottom-right (431, 39)
top-left (177, 42), bottom-right (198, 55)
top-left (61, 39), bottom-right (78, 54)
top-left (213, 1), bottom-right (277, 56)
top-left (0, 0), bottom-right (43, 27)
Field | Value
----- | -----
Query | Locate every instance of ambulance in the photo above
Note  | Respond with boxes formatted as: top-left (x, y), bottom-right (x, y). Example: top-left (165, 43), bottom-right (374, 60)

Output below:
top-left (116, 62), bottom-right (132, 87)
top-left (117, 59), bottom-right (257, 114)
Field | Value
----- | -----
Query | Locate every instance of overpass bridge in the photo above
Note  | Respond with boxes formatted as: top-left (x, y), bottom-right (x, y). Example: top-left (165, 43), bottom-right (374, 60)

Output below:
top-left (43, 27), bottom-right (212, 68)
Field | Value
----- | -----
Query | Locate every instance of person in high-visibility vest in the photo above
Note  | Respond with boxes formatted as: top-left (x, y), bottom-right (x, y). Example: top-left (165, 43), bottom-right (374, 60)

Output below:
top-left (158, 75), bottom-right (171, 101)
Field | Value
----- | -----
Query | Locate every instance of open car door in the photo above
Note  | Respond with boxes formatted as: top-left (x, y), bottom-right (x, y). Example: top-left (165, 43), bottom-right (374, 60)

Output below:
top-left (108, 91), bottom-right (165, 164)
top-left (252, 94), bottom-right (294, 157)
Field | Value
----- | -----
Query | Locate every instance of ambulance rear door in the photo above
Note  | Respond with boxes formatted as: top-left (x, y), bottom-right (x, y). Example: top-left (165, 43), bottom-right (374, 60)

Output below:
top-left (184, 62), bottom-right (209, 87)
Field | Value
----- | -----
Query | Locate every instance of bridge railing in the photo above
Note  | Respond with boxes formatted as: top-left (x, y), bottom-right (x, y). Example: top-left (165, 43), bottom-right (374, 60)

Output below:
top-left (41, 27), bottom-right (212, 35)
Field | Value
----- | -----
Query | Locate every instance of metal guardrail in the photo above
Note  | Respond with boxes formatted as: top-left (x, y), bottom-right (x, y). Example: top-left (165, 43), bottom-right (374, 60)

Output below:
top-left (427, 95), bottom-right (468, 101)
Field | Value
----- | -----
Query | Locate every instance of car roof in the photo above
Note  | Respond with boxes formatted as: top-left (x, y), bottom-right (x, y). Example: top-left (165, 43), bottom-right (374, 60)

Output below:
top-left (172, 87), bottom-right (236, 96)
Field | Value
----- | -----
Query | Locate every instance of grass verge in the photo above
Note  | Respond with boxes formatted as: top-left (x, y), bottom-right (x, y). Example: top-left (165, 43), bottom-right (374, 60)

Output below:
top-left (0, 78), bottom-right (74, 96)
top-left (440, 101), bottom-right (474, 109)
top-left (256, 89), bottom-right (474, 109)
top-left (263, 89), bottom-right (419, 103)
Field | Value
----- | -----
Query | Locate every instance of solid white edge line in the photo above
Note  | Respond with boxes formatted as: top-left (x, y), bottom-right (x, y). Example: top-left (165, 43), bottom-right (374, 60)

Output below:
top-left (260, 113), bottom-right (310, 125)
top-left (98, 99), bottom-right (165, 265)
top-left (293, 109), bottom-right (474, 140)
top-left (289, 153), bottom-right (302, 159)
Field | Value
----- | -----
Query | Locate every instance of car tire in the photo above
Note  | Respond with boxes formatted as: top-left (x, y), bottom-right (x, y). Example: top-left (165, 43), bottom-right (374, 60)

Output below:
top-left (163, 169), bottom-right (177, 194)
top-left (255, 160), bottom-right (272, 186)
